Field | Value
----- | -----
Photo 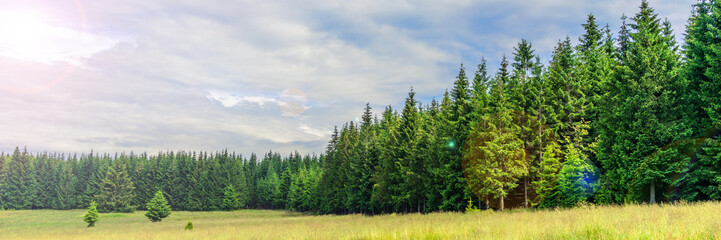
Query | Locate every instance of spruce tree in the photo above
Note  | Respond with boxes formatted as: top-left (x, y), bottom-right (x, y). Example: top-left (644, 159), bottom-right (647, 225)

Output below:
top-left (221, 184), bottom-right (240, 210)
top-left (683, 0), bottom-right (721, 135)
top-left (0, 147), bottom-right (37, 210)
top-left (257, 163), bottom-right (279, 209)
top-left (96, 161), bottom-right (136, 213)
top-left (440, 64), bottom-right (474, 211)
top-left (464, 62), bottom-right (527, 210)
top-left (83, 201), bottom-right (100, 227)
top-left (52, 161), bottom-right (77, 209)
top-left (392, 88), bottom-right (418, 212)
top-left (34, 154), bottom-right (56, 209)
top-left (676, 0), bottom-right (721, 202)
top-left (145, 190), bottom-right (171, 222)
top-left (597, 0), bottom-right (689, 203)
top-left (371, 106), bottom-right (399, 213)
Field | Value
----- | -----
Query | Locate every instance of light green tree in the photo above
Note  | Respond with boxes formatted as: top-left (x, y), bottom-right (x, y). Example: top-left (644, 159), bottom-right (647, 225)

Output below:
top-left (83, 201), bottom-right (99, 227)
top-left (145, 190), bottom-right (171, 222)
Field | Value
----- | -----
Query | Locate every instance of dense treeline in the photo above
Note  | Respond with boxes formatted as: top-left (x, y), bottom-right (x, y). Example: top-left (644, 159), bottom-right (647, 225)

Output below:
top-left (1, 0), bottom-right (720, 214)
top-left (0, 148), bottom-right (324, 212)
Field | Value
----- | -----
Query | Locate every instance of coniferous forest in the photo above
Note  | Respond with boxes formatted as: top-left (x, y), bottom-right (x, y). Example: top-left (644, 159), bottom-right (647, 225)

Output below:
top-left (1, 0), bottom-right (720, 214)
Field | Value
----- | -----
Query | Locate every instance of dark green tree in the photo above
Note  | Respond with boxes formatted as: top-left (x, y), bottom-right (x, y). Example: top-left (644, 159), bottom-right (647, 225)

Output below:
top-left (95, 161), bottom-right (136, 213)
top-left (371, 106), bottom-right (399, 213)
top-left (0, 147), bottom-right (37, 209)
top-left (52, 160), bottom-right (77, 209)
top-left (597, 0), bottom-right (689, 203)
top-left (439, 64), bottom-right (474, 211)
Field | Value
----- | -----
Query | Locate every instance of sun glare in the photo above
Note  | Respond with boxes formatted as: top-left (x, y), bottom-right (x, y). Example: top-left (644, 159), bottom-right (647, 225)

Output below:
top-left (0, 10), bottom-right (57, 61)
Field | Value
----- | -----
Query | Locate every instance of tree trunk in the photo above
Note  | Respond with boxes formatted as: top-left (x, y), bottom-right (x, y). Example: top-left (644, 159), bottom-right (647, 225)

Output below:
top-left (524, 177), bottom-right (529, 208)
top-left (650, 181), bottom-right (656, 204)
top-left (500, 195), bottom-right (504, 211)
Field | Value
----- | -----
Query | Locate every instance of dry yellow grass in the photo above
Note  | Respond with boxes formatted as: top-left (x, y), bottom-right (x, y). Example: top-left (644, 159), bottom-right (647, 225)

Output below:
top-left (2, 201), bottom-right (721, 239)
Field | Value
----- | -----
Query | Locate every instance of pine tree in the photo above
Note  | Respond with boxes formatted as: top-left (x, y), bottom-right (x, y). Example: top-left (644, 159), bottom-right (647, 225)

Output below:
top-left (0, 154), bottom-right (5, 208)
top-left (245, 153), bottom-right (259, 208)
top-left (617, 14), bottom-right (631, 62)
top-left (439, 64), bottom-right (474, 211)
top-left (597, 0), bottom-right (689, 203)
top-left (396, 87), bottom-right (424, 212)
top-left (512, 39), bottom-right (537, 85)
top-left (371, 106), bottom-right (399, 213)
top-left (199, 153), bottom-right (224, 210)
top-left (52, 161), bottom-right (77, 210)
top-left (275, 168), bottom-right (292, 209)
top-left (339, 122), bottom-right (359, 212)
top-left (76, 152), bottom-right (108, 208)
top-left (257, 163), bottom-right (279, 209)
top-left (533, 140), bottom-right (563, 207)
top-left (547, 38), bottom-right (584, 148)
top-left (683, 0), bottom-right (721, 136)
top-left (169, 152), bottom-right (195, 210)
top-left (345, 104), bottom-right (376, 214)
top-left (185, 152), bottom-right (205, 211)
top-left (34, 153), bottom-right (56, 209)
top-left (464, 58), bottom-right (528, 211)
top-left (576, 14), bottom-right (616, 171)
top-left (557, 123), bottom-right (600, 204)
top-left (221, 184), bottom-right (240, 210)
top-left (0, 147), bottom-right (37, 210)
top-left (83, 201), bottom-right (100, 227)
top-left (675, 0), bottom-right (721, 202)
top-left (145, 190), bottom-right (171, 222)
top-left (95, 161), bottom-right (136, 213)
top-left (470, 58), bottom-right (491, 121)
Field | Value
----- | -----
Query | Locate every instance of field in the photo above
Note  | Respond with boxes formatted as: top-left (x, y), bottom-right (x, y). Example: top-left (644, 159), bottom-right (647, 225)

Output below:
top-left (2, 202), bottom-right (721, 239)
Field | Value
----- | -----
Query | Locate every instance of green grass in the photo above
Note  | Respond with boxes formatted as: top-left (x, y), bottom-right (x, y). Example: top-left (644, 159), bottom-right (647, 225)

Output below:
top-left (1, 202), bottom-right (721, 239)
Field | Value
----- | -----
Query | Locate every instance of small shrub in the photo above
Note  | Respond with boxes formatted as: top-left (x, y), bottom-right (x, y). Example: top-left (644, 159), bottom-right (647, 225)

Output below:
top-left (464, 197), bottom-right (480, 213)
top-left (185, 221), bottom-right (194, 230)
top-left (145, 190), bottom-right (172, 222)
top-left (83, 201), bottom-right (100, 227)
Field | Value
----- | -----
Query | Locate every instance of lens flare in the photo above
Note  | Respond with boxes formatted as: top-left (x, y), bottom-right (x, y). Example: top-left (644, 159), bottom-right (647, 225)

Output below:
top-left (446, 139), bottom-right (456, 150)
top-left (558, 156), bottom-right (600, 203)
top-left (0, 0), bottom-right (87, 95)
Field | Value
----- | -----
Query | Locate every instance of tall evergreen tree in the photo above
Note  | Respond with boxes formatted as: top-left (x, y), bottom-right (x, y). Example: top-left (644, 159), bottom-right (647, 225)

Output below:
top-left (675, 0), bottom-right (721, 202)
top-left (464, 60), bottom-right (527, 211)
top-left (221, 184), bottom-right (241, 210)
top-left (597, 0), bottom-right (689, 203)
top-left (371, 106), bottom-right (399, 213)
top-left (0, 148), bottom-right (37, 209)
top-left (52, 160), bottom-right (77, 209)
top-left (439, 64), bottom-right (474, 211)
top-left (95, 161), bottom-right (136, 213)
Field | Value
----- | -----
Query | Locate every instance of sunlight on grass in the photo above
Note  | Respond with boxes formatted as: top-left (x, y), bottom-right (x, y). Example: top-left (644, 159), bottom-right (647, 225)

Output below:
top-left (1, 202), bottom-right (720, 239)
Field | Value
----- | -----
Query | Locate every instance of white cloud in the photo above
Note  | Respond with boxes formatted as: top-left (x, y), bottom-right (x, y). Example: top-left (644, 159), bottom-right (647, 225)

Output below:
top-left (298, 124), bottom-right (330, 138)
top-left (206, 90), bottom-right (278, 108)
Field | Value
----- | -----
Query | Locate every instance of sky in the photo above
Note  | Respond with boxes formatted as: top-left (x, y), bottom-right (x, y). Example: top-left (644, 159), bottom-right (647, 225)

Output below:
top-left (0, 0), bottom-right (693, 156)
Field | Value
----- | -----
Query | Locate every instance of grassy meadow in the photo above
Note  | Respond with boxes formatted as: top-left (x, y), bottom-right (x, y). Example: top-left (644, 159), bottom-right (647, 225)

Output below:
top-left (2, 201), bottom-right (721, 239)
